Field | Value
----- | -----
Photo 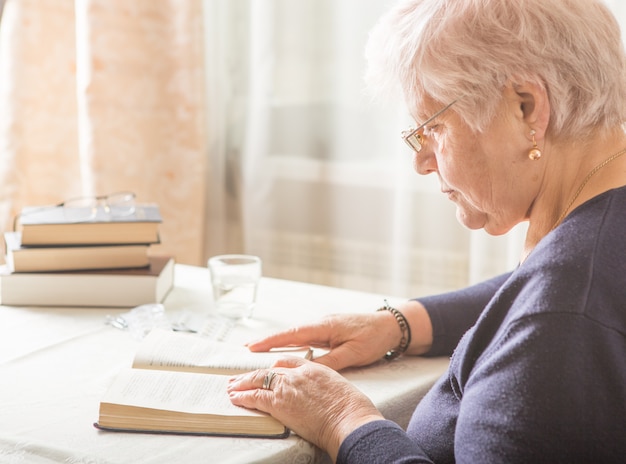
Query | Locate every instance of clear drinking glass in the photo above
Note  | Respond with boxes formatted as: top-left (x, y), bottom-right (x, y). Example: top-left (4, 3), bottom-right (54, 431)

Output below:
top-left (208, 255), bottom-right (262, 320)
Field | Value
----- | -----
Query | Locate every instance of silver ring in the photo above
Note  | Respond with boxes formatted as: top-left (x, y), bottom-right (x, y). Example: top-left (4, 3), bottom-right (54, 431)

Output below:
top-left (262, 370), bottom-right (277, 390)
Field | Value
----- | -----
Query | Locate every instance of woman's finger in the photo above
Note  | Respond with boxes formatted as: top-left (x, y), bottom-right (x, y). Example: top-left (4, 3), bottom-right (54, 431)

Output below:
top-left (227, 368), bottom-right (285, 413)
top-left (227, 368), bottom-right (268, 391)
top-left (247, 322), bottom-right (331, 351)
top-left (228, 358), bottom-right (305, 393)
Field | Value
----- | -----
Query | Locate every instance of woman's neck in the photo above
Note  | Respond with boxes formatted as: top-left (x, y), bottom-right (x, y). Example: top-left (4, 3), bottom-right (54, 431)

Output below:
top-left (521, 128), bottom-right (626, 262)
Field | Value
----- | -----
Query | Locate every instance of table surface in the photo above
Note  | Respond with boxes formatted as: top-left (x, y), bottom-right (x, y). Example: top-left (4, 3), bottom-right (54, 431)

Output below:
top-left (0, 264), bottom-right (449, 464)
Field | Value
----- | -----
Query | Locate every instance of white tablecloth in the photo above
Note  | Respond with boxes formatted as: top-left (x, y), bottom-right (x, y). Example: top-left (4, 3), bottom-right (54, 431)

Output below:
top-left (0, 264), bottom-right (449, 463)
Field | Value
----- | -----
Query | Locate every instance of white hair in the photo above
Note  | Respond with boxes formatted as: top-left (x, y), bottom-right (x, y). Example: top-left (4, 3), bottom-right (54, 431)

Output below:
top-left (365, 0), bottom-right (626, 138)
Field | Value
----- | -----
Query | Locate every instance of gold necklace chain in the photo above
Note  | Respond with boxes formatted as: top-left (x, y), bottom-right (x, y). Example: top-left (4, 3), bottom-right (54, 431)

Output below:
top-left (552, 146), bottom-right (626, 230)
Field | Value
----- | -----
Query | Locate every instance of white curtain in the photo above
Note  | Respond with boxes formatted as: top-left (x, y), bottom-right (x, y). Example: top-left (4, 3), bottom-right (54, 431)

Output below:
top-left (203, 0), bottom-right (626, 298)
top-left (202, 0), bottom-right (527, 298)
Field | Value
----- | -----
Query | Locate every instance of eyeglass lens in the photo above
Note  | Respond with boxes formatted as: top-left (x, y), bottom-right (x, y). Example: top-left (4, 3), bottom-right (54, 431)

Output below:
top-left (62, 192), bottom-right (136, 222)
top-left (403, 131), bottom-right (423, 152)
top-left (402, 99), bottom-right (459, 153)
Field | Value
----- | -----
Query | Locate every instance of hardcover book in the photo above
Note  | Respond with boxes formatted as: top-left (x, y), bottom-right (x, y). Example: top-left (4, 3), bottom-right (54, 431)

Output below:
top-left (0, 256), bottom-right (174, 307)
top-left (95, 329), bottom-right (313, 437)
top-left (17, 204), bottom-right (162, 246)
top-left (4, 231), bottom-right (150, 272)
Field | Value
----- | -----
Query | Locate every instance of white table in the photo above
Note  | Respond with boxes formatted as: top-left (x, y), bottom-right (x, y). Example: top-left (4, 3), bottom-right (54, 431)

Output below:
top-left (0, 264), bottom-right (449, 463)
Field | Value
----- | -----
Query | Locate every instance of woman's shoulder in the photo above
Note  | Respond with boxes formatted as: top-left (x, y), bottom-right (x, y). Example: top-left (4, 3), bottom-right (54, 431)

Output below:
top-left (506, 188), bottom-right (626, 324)
top-left (559, 184), bottom-right (626, 236)
top-left (533, 185), bottom-right (626, 266)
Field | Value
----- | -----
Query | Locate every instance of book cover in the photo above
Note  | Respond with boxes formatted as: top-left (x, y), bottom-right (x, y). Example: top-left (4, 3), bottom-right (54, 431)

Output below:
top-left (18, 204), bottom-right (162, 246)
top-left (4, 231), bottom-right (150, 272)
top-left (0, 256), bottom-right (174, 307)
top-left (19, 203), bottom-right (162, 225)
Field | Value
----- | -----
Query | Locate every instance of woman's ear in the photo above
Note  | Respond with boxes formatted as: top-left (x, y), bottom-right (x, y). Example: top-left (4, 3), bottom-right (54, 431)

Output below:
top-left (512, 81), bottom-right (550, 140)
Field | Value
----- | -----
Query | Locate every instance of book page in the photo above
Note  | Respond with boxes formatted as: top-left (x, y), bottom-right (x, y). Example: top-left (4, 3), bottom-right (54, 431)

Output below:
top-left (132, 329), bottom-right (311, 373)
top-left (102, 368), bottom-right (261, 416)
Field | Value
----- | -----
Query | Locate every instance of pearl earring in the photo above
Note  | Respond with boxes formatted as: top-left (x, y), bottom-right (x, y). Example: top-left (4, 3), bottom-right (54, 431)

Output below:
top-left (528, 129), bottom-right (542, 160)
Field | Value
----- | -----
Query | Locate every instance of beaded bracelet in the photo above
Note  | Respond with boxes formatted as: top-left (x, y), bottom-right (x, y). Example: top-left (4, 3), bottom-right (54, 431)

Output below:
top-left (376, 299), bottom-right (412, 360)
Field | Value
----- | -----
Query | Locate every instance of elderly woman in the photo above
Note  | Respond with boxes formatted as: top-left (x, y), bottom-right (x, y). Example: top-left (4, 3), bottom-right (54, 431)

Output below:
top-left (227, 0), bottom-right (626, 462)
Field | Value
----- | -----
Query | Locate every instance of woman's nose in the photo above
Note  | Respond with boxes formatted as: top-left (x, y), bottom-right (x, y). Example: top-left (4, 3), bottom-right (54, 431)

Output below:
top-left (413, 147), bottom-right (437, 175)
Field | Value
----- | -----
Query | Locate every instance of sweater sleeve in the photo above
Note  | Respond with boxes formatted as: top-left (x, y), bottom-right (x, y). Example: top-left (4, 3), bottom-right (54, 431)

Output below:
top-left (337, 420), bottom-right (434, 464)
top-left (417, 272), bottom-right (511, 356)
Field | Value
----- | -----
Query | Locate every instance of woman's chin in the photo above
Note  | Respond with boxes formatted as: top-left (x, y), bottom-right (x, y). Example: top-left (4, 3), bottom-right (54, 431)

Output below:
top-left (455, 207), bottom-right (487, 231)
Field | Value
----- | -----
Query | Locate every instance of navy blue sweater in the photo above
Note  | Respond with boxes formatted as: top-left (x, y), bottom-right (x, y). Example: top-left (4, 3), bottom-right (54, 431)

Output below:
top-left (338, 186), bottom-right (626, 463)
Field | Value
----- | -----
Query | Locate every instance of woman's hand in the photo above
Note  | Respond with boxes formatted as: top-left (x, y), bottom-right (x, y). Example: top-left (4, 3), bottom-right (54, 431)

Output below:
top-left (247, 300), bottom-right (433, 371)
top-left (227, 357), bottom-right (384, 461)
top-left (248, 312), bottom-right (396, 371)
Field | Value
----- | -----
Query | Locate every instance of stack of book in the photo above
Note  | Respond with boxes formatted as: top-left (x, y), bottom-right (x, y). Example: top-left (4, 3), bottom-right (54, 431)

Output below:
top-left (0, 203), bottom-right (174, 307)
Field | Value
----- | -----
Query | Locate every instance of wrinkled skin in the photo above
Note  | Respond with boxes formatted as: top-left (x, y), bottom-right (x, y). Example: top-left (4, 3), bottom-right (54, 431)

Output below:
top-left (246, 312), bottom-right (404, 370)
top-left (227, 303), bottom-right (432, 460)
top-left (227, 357), bottom-right (383, 461)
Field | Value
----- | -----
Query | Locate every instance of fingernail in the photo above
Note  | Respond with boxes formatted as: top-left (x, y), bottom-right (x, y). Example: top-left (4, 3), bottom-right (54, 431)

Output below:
top-left (226, 380), bottom-right (237, 390)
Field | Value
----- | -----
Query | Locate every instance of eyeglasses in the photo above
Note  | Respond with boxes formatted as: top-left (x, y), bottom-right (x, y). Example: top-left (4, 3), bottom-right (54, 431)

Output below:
top-left (14, 191), bottom-right (136, 230)
top-left (401, 99), bottom-right (458, 153)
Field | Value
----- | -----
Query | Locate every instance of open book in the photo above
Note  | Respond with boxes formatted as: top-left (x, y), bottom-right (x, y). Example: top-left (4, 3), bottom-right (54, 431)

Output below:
top-left (95, 329), bottom-right (312, 438)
